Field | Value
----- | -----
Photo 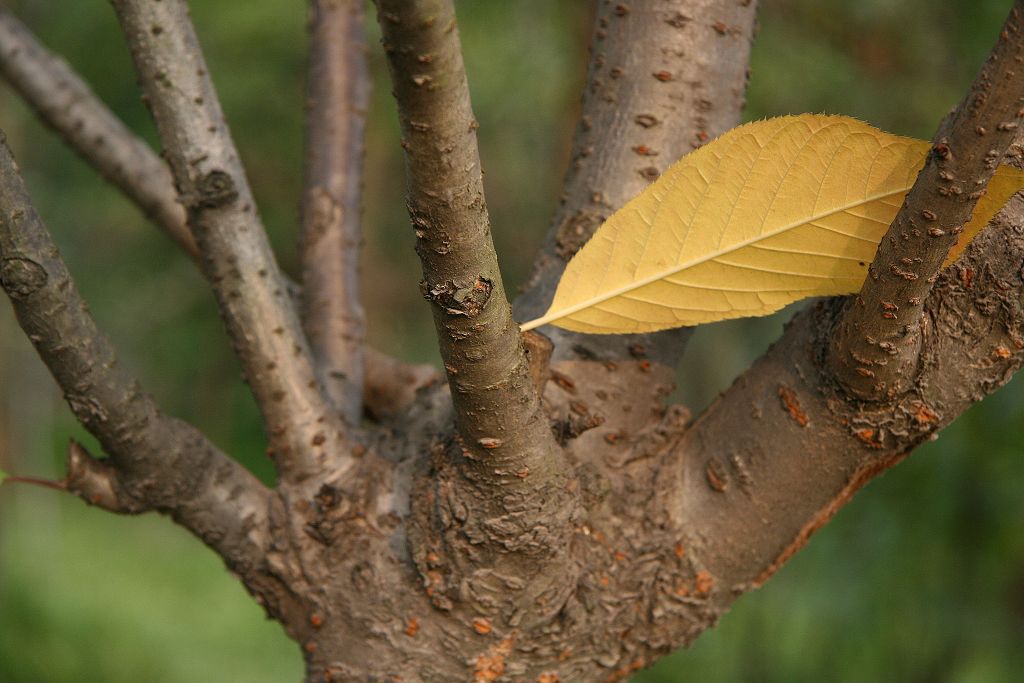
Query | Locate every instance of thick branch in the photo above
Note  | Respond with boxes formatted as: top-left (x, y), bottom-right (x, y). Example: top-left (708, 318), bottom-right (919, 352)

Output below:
top-left (373, 0), bottom-right (561, 470)
top-left (0, 9), bottom-right (197, 261)
top-left (111, 0), bottom-right (344, 484)
top-left (830, 1), bottom-right (1024, 400)
top-left (515, 0), bottom-right (759, 367)
top-left (671, 151), bottom-right (1024, 650)
top-left (0, 135), bottom-right (274, 584)
top-left (373, 0), bottom-right (576, 613)
top-left (301, 0), bottom-right (369, 424)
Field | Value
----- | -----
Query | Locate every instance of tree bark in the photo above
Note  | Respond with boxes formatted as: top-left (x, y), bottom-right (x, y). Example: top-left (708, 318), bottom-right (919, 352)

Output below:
top-left (0, 137), bottom-right (296, 627)
top-left (3, 0), bottom-right (1024, 681)
top-left (0, 3), bottom-right (438, 425)
top-left (373, 0), bottom-right (578, 619)
top-left (301, 0), bottom-right (370, 424)
top-left (830, 0), bottom-right (1024, 400)
top-left (111, 0), bottom-right (346, 484)
top-left (516, 0), bottom-right (759, 369)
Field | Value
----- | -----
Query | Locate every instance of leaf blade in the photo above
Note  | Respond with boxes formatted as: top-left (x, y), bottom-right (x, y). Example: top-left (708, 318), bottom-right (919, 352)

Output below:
top-left (944, 164), bottom-right (1024, 266)
top-left (522, 115), bottom-right (1024, 334)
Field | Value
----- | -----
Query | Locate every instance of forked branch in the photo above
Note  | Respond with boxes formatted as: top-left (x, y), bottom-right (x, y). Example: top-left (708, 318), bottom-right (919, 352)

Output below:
top-left (301, 0), bottom-right (370, 424)
top-left (0, 135), bottom-right (273, 581)
top-left (674, 4), bottom-right (1024, 636)
top-left (111, 0), bottom-right (343, 483)
top-left (0, 6), bottom-right (434, 428)
top-left (673, 181), bottom-right (1024, 624)
top-left (830, 0), bottom-right (1024, 400)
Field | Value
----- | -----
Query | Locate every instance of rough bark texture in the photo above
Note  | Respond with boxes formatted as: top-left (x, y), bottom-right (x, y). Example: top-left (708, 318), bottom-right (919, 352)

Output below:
top-left (0, 5), bottom-right (432, 425)
top-left (301, 0), bottom-right (370, 424)
top-left (373, 0), bottom-right (579, 624)
top-left (830, 0), bottom-right (1024, 400)
top-left (671, 185), bottom-right (1024, 601)
top-left (111, 0), bottom-right (345, 485)
top-left (2, 0), bottom-right (1024, 681)
top-left (0, 137), bottom-right (285, 620)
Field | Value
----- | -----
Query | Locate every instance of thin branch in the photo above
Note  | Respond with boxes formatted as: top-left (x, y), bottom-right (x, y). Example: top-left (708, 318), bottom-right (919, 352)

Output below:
top-left (110, 0), bottom-right (346, 484)
top-left (0, 8), bottom-right (426, 423)
top-left (0, 8), bottom-right (197, 261)
top-left (515, 0), bottom-right (759, 368)
top-left (829, 0), bottom-right (1024, 400)
top-left (1, 474), bottom-right (67, 492)
top-left (373, 0), bottom-right (560, 464)
top-left (373, 0), bottom-right (574, 583)
top-left (0, 134), bottom-right (273, 576)
top-left (301, 0), bottom-right (370, 424)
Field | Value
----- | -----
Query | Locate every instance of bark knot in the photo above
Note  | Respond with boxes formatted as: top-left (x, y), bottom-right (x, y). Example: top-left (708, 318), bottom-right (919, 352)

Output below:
top-left (194, 169), bottom-right (238, 209)
top-left (420, 276), bottom-right (492, 317)
top-left (0, 257), bottom-right (47, 298)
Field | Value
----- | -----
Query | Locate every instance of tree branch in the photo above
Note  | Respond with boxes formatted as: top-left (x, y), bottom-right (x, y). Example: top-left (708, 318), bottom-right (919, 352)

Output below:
top-left (301, 0), bottom-right (369, 424)
top-left (373, 0), bottom-right (576, 612)
top-left (670, 131), bottom-right (1024, 650)
top-left (829, 0), bottom-right (1024, 400)
top-left (0, 8), bottom-right (197, 261)
top-left (110, 0), bottom-right (346, 484)
top-left (373, 0), bottom-right (561, 468)
top-left (0, 135), bottom-right (274, 585)
top-left (515, 0), bottom-right (759, 368)
top-left (0, 7), bottom-right (428, 426)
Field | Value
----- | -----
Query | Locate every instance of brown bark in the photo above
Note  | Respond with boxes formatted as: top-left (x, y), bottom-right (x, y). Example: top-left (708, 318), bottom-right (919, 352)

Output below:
top-left (830, 0), bottom-right (1024, 400)
top-left (111, 0), bottom-right (346, 485)
top-left (669, 182), bottom-right (1024, 614)
top-left (516, 0), bottom-right (759, 369)
top-left (3, 1), bottom-right (1024, 681)
top-left (372, 0), bottom-right (578, 611)
top-left (362, 347), bottom-right (440, 419)
top-left (0, 138), bottom-right (290, 622)
top-left (301, 0), bottom-right (370, 424)
top-left (0, 3), bottom-right (447, 427)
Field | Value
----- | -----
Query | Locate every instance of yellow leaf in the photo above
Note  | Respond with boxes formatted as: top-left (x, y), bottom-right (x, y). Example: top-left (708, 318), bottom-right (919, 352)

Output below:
top-left (945, 162), bottom-right (1023, 265)
top-left (521, 114), bottom-right (1024, 334)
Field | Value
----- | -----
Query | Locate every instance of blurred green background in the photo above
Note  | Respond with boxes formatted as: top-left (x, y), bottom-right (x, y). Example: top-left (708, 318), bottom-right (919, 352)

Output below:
top-left (0, 0), bottom-right (1022, 681)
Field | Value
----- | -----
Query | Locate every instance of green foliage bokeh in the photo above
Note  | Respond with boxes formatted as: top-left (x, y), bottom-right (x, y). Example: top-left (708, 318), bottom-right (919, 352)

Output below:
top-left (0, 1), bottom-right (1021, 681)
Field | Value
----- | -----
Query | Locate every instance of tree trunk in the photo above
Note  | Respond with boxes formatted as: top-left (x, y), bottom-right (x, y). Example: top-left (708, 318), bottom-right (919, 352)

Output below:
top-left (2, 1), bottom-right (1024, 681)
